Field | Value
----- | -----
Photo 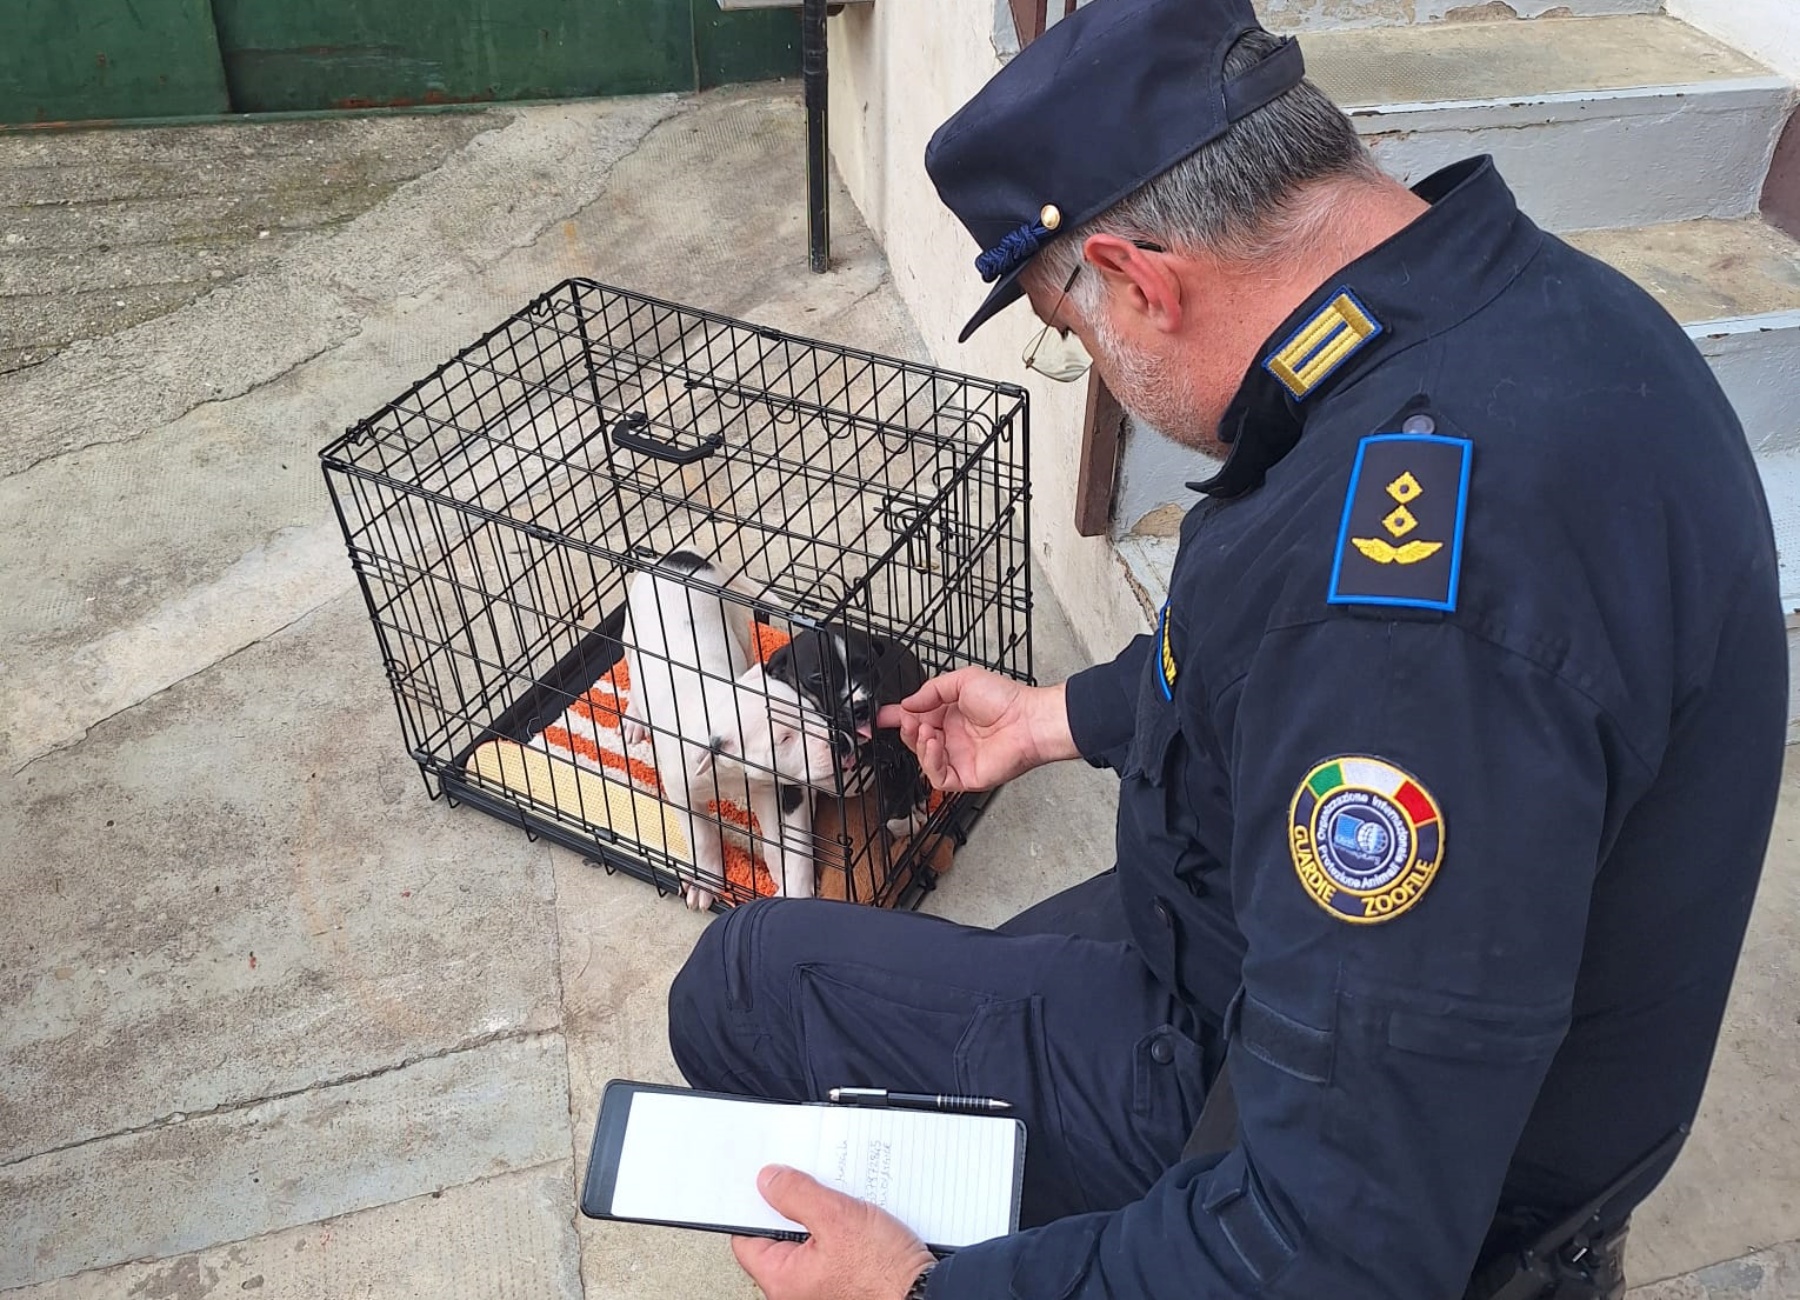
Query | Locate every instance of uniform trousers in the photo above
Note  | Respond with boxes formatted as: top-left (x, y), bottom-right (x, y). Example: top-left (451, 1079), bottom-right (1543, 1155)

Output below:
top-left (666, 870), bottom-right (1219, 1226)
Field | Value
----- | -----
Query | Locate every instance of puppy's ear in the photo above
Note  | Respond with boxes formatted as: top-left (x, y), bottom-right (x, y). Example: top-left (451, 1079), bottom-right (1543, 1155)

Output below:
top-left (765, 642), bottom-right (793, 681)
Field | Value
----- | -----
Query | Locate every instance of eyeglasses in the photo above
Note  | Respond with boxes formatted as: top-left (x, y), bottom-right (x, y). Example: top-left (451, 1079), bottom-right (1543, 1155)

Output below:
top-left (1022, 240), bottom-right (1166, 383)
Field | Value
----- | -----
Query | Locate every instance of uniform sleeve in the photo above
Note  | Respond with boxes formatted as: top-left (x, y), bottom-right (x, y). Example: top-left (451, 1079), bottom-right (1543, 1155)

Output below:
top-left (1063, 634), bottom-right (1151, 771)
top-left (927, 616), bottom-right (1614, 1300)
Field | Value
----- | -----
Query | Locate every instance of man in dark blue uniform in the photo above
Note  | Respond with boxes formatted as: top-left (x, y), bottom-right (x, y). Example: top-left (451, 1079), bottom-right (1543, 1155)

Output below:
top-left (666, 0), bottom-right (1788, 1296)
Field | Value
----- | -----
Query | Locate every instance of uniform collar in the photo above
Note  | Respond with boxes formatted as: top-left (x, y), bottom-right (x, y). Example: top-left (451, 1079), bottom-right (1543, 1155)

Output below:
top-left (1192, 156), bottom-right (1543, 498)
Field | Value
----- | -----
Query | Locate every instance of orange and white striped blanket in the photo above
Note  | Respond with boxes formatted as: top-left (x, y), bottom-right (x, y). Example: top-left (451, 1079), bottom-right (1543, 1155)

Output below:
top-left (469, 623), bottom-right (794, 899)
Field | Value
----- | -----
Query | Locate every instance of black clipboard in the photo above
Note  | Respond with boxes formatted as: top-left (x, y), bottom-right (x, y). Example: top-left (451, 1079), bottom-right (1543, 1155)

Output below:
top-left (580, 1079), bottom-right (1026, 1252)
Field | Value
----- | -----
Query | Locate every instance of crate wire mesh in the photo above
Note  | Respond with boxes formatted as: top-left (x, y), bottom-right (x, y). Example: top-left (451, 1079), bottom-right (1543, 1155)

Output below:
top-left (321, 278), bottom-right (1032, 909)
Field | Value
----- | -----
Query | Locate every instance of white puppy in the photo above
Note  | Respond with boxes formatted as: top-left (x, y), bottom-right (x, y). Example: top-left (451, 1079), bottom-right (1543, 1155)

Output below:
top-left (697, 664), bottom-right (841, 904)
top-left (619, 552), bottom-right (820, 909)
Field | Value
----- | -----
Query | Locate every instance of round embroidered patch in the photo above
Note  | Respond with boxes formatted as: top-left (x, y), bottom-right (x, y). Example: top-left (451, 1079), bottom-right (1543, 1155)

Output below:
top-left (1288, 756), bottom-right (1445, 925)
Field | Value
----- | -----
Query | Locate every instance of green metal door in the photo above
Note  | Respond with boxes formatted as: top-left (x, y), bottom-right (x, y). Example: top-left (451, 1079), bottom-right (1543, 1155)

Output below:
top-left (1, 0), bottom-right (797, 125)
top-left (0, 0), bottom-right (231, 124)
top-left (208, 0), bottom-right (795, 110)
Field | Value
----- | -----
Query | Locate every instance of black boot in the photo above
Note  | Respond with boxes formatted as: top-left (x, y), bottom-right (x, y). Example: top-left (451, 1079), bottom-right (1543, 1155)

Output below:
top-left (1552, 1220), bottom-right (1628, 1300)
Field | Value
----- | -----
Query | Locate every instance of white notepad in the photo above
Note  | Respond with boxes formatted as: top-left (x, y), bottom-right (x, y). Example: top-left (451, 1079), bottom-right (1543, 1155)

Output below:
top-left (581, 1081), bottom-right (1026, 1251)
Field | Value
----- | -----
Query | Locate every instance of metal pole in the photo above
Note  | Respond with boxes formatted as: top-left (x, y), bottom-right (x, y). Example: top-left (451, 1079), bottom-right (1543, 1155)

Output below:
top-left (802, 0), bottom-right (830, 272)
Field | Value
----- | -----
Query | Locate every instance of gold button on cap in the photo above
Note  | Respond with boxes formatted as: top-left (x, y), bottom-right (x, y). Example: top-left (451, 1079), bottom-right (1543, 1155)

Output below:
top-left (1039, 204), bottom-right (1061, 231)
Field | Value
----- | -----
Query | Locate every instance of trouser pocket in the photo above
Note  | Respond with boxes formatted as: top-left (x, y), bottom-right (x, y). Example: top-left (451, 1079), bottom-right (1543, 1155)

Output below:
top-left (794, 965), bottom-right (1083, 1228)
top-left (795, 961), bottom-right (989, 1098)
top-left (953, 994), bottom-right (1078, 1227)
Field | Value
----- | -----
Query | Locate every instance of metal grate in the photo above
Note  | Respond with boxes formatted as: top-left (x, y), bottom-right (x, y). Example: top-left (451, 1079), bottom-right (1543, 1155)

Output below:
top-left (321, 278), bottom-right (1032, 909)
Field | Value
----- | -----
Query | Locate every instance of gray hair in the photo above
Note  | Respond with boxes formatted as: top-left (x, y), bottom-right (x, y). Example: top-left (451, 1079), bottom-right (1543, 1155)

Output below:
top-left (1032, 29), bottom-right (1380, 309)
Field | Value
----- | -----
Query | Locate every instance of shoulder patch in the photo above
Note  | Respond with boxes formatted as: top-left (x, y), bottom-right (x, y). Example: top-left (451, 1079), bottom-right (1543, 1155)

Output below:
top-left (1328, 433), bottom-right (1472, 612)
top-left (1289, 756), bottom-right (1445, 925)
top-left (1264, 289), bottom-right (1383, 400)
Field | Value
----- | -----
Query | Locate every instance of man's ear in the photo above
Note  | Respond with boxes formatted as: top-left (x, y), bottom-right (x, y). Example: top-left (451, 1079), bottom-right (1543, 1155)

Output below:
top-left (1082, 234), bottom-right (1183, 335)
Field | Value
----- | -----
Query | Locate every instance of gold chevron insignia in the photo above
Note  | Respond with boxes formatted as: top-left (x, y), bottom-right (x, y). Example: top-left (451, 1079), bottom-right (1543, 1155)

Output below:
top-left (1351, 537), bottom-right (1444, 565)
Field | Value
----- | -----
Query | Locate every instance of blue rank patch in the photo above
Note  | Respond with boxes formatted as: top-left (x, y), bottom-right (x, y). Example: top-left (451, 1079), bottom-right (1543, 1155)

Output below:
top-left (1328, 433), bottom-right (1473, 613)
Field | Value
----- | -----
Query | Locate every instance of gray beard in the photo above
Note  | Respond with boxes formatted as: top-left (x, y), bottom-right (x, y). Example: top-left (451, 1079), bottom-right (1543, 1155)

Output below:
top-left (1091, 322), bottom-right (1229, 459)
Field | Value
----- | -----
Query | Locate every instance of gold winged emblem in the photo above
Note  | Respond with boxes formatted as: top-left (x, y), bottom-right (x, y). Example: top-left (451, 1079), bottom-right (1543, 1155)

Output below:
top-left (1352, 537), bottom-right (1443, 565)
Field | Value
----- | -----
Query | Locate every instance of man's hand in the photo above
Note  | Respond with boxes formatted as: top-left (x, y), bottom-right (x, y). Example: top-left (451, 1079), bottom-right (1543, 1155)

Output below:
top-left (876, 669), bottom-right (1078, 792)
top-left (731, 1165), bottom-right (935, 1300)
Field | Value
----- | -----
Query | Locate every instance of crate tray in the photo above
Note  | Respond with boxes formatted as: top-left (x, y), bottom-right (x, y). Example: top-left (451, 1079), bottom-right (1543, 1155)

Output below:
top-left (442, 612), bottom-right (980, 910)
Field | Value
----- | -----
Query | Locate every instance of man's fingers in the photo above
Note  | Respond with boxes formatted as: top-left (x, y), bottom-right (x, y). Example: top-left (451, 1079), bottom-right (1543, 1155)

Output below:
top-left (899, 678), bottom-right (948, 712)
top-left (901, 667), bottom-right (978, 713)
top-left (756, 1164), bottom-right (851, 1233)
top-left (731, 1233), bottom-right (798, 1275)
top-left (915, 727), bottom-right (941, 785)
top-left (920, 731), bottom-right (960, 792)
top-left (876, 703), bottom-right (905, 730)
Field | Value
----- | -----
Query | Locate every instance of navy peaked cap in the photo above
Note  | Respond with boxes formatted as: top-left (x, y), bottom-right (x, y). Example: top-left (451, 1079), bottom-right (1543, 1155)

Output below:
top-left (925, 0), bottom-right (1306, 342)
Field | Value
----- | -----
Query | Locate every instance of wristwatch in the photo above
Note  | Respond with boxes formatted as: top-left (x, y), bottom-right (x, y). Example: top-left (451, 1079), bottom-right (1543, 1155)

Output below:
top-left (904, 1261), bottom-right (937, 1300)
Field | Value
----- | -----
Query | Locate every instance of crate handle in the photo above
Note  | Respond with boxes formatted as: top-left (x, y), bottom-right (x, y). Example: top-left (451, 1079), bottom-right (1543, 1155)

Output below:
top-left (609, 412), bottom-right (722, 465)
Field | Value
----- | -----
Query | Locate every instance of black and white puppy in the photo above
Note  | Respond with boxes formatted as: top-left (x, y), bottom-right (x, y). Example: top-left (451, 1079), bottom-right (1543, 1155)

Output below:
top-left (620, 552), bottom-right (826, 909)
top-left (766, 626), bottom-right (931, 833)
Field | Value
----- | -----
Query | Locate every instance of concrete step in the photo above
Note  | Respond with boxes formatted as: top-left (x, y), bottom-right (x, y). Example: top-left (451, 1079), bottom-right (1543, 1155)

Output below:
top-left (1759, 459), bottom-right (1800, 741)
top-left (1566, 217), bottom-right (1800, 453)
top-left (1263, 0), bottom-right (1656, 34)
top-left (1303, 15), bottom-right (1794, 231)
top-left (1756, 453), bottom-right (1800, 608)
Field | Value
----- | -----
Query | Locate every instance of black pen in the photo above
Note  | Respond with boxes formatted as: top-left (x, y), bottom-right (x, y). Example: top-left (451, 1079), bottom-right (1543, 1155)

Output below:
top-left (828, 1087), bottom-right (1013, 1114)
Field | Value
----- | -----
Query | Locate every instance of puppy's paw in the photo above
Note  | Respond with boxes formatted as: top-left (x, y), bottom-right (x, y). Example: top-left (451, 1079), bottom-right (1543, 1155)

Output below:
top-left (886, 808), bottom-right (929, 839)
top-left (772, 872), bottom-right (815, 901)
top-left (623, 718), bottom-right (650, 746)
top-left (683, 883), bottom-right (716, 911)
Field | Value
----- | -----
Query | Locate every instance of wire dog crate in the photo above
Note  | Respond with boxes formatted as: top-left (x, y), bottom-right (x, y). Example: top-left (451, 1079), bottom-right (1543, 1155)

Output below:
top-left (321, 278), bottom-right (1032, 910)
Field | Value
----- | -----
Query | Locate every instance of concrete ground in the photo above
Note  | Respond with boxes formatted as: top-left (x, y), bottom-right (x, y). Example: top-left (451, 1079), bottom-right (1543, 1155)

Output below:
top-left (0, 83), bottom-right (1796, 1298)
